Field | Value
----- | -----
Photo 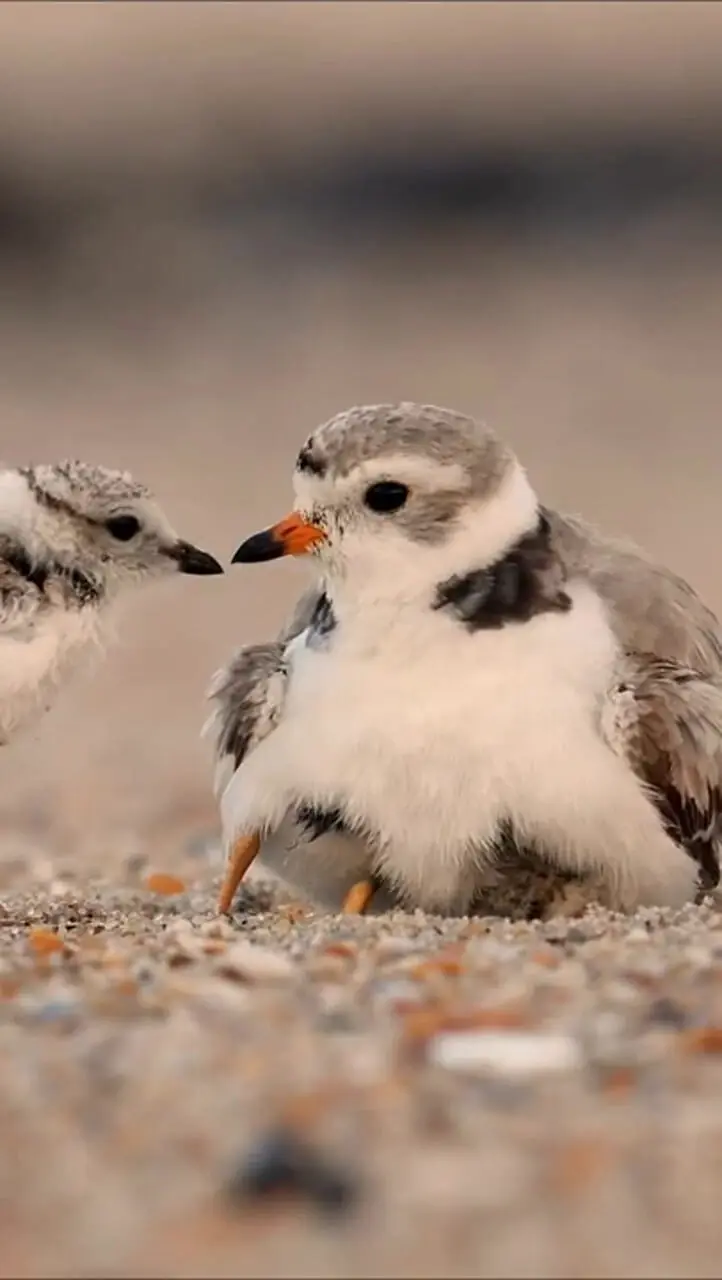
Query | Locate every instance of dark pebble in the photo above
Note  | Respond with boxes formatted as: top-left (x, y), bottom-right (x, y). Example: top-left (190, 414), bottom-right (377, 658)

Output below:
top-left (647, 996), bottom-right (689, 1029)
top-left (315, 1008), bottom-right (360, 1034)
top-left (563, 926), bottom-right (590, 945)
top-left (226, 1127), bottom-right (357, 1216)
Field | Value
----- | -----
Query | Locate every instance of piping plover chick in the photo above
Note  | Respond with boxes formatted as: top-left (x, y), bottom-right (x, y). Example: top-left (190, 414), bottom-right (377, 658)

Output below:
top-left (0, 459), bottom-right (222, 744)
top-left (212, 402), bottom-right (722, 919)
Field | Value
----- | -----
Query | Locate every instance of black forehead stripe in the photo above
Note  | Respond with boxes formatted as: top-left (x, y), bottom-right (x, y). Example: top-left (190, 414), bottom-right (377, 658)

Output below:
top-left (296, 444), bottom-right (326, 477)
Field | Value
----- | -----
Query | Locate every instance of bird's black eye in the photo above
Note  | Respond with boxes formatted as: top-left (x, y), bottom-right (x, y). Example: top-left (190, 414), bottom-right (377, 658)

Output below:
top-left (363, 481), bottom-right (409, 513)
top-left (105, 514), bottom-right (141, 541)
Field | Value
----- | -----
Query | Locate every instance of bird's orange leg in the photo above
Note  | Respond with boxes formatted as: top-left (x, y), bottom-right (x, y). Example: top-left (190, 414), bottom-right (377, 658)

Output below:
top-left (340, 877), bottom-right (378, 915)
top-left (218, 832), bottom-right (262, 914)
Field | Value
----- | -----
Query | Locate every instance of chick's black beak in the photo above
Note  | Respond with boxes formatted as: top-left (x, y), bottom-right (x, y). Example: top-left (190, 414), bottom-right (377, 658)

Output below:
top-left (168, 540), bottom-right (224, 576)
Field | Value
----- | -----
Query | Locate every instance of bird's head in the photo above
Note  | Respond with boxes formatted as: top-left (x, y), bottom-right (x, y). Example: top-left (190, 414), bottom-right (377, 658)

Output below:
top-left (232, 402), bottom-right (541, 608)
top-left (0, 460), bottom-right (222, 594)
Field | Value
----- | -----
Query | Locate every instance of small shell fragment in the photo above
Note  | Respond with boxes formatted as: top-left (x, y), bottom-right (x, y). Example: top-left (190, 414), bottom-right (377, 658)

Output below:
top-left (429, 1030), bottom-right (583, 1077)
top-left (144, 873), bottom-right (187, 896)
top-left (214, 941), bottom-right (296, 985)
top-left (27, 928), bottom-right (65, 957)
top-left (679, 1026), bottom-right (722, 1055)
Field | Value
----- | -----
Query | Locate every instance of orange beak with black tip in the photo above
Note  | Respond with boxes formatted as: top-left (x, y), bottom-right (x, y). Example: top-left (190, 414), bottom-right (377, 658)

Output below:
top-left (232, 512), bottom-right (326, 564)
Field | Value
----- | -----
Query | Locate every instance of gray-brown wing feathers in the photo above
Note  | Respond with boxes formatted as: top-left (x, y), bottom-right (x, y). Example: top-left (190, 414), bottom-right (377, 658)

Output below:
top-left (205, 641), bottom-right (288, 798)
top-left (206, 584), bottom-right (324, 797)
top-left (613, 658), bottom-right (722, 803)
top-left (606, 655), bottom-right (722, 888)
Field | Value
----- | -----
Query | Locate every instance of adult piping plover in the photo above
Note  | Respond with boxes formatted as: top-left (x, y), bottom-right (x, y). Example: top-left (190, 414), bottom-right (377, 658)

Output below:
top-left (0, 458), bottom-right (222, 744)
top-left (211, 402), bottom-right (722, 919)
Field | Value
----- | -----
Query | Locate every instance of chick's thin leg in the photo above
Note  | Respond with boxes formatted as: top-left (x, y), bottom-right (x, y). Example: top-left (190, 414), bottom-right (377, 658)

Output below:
top-left (218, 831), bottom-right (262, 913)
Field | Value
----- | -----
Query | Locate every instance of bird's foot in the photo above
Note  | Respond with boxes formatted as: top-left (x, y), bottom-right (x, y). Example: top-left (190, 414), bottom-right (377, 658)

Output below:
top-left (340, 877), bottom-right (378, 915)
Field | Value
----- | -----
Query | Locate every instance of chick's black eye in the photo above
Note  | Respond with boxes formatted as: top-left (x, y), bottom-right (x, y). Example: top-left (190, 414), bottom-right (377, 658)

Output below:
top-left (363, 481), bottom-right (410, 513)
top-left (105, 514), bottom-right (141, 541)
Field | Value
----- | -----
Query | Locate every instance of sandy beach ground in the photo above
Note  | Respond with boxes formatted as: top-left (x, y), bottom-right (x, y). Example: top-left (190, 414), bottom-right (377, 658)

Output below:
top-left (2, 867), bottom-right (722, 1279)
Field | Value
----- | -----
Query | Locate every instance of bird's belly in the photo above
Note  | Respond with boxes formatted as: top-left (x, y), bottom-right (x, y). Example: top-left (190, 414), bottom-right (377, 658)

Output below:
top-left (273, 587), bottom-right (619, 908)
top-left (290, 670), bottom-right (587, 883)
top-left (0, 611), bottom-right (98, 740)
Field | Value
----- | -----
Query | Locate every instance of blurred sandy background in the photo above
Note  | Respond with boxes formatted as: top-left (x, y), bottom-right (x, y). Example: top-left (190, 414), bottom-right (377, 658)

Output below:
top-left (1, 1), bottom-right (722, 866)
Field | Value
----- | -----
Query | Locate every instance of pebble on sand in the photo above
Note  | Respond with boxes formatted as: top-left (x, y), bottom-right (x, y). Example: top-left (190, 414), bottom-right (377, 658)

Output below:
top-left (428, 1030), bottom-right (583, 1077)
top-left (226, 1128), bottom-right (358, 1216)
